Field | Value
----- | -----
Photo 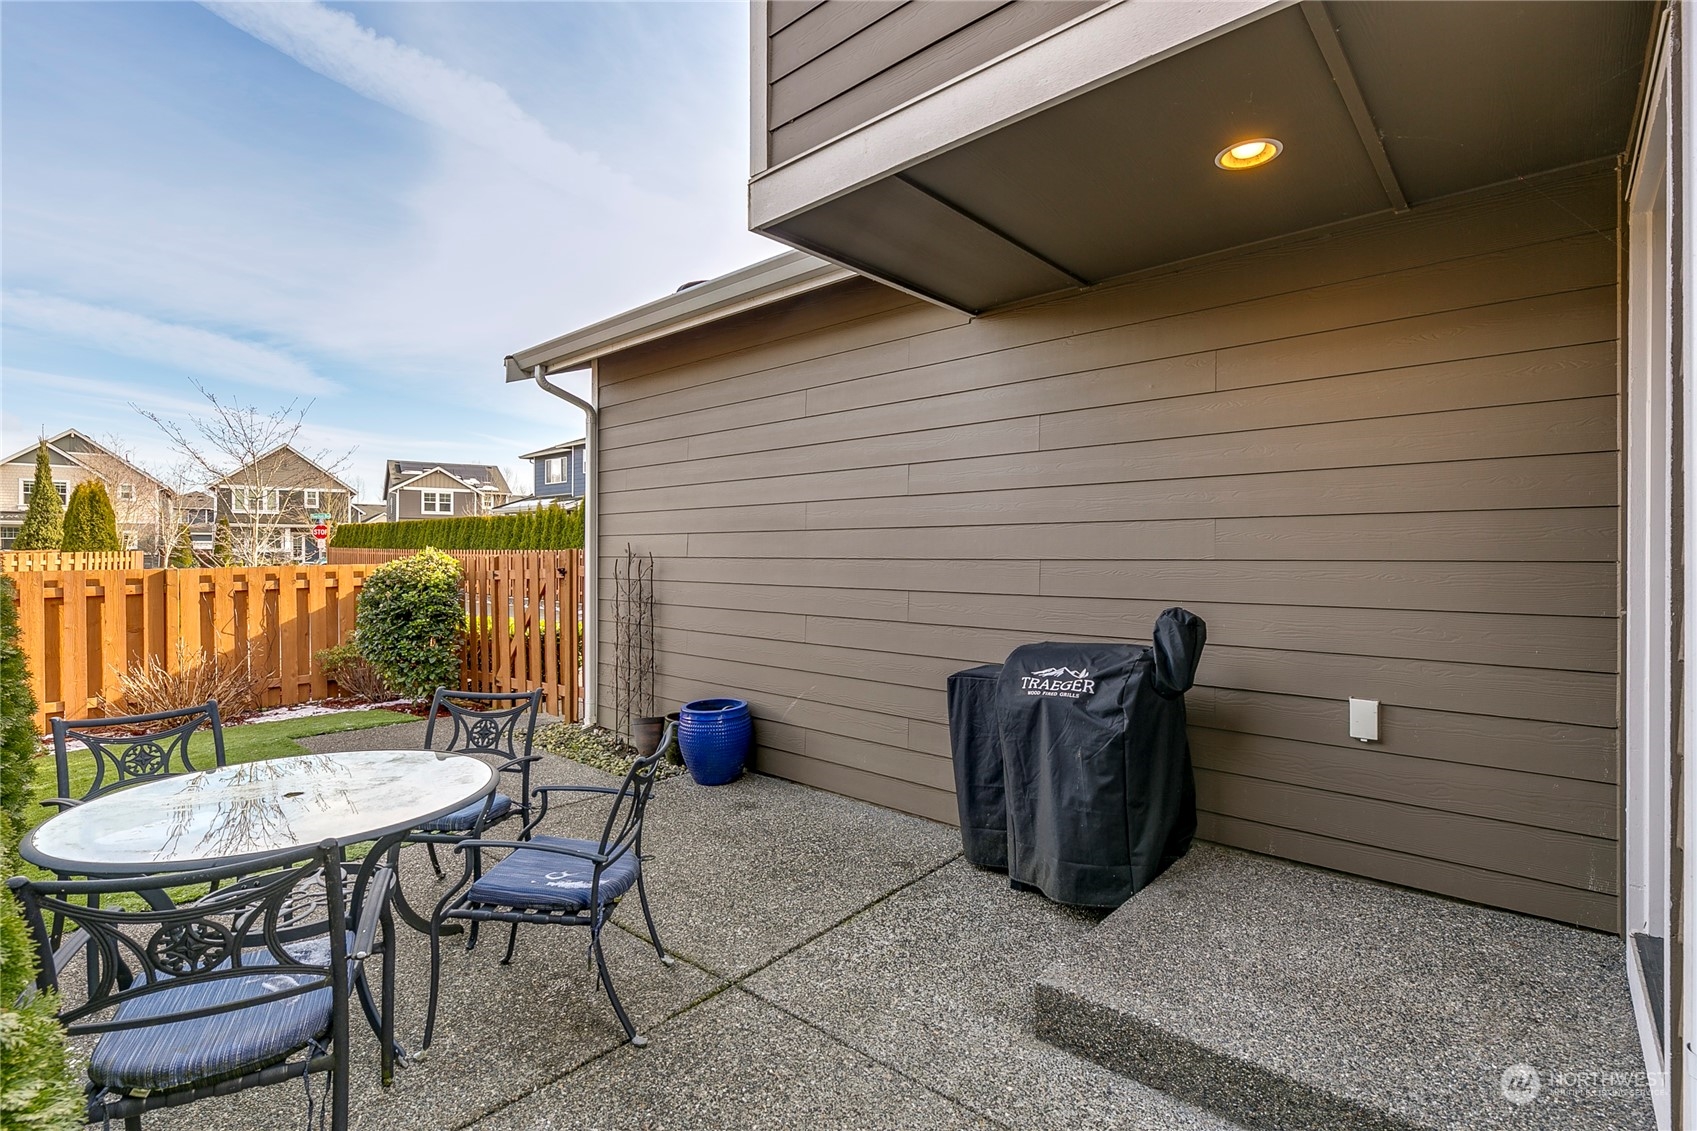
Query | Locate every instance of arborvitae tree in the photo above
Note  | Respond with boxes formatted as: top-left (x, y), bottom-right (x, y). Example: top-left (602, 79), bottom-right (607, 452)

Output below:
top-left (0, 577), bottom-right (35, 840)
top-left (84, 481), bottom-right (122, 551)
top-left (12, 442), bottom-right (63, 551)
top-left (59, 483), bottom-right (92, 550)
top-left (169, 525), bottom-right (196, 567)
top-left (60, 481), bottom-right (122, 552)
top-left (325, 504), bottom-right (584, 551)
top-left (213, 516), bottom-right (235, 566)
top-left (0, 847), bottom-right (83, 1130)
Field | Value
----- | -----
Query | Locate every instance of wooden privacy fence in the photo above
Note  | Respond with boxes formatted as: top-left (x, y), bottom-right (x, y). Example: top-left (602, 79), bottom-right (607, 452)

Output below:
top-left (1, 550), bottom-right (143, 573)
top-left (458, 552), bottom-right (583, 723)
top-left (7, 551), bottom-right (583, 731)
top-left (10, 565), bottom-right (374, 732)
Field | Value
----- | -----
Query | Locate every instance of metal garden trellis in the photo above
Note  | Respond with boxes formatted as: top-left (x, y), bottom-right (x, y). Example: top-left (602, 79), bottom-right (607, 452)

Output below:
top-left (612, 544), bottom-right (654, 742)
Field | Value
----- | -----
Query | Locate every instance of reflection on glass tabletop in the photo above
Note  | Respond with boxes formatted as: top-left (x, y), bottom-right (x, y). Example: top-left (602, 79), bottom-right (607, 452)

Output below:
top-left (22, 750), bottom-right (495, 874)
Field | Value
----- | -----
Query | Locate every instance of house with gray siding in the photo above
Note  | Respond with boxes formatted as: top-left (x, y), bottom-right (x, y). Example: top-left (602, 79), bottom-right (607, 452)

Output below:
top-left (213, 445), bottom-right (353, 562)
top-left (381, 460), bottom-right (511, 521)
top-left (507, 3), bottom-right (1691, 1124)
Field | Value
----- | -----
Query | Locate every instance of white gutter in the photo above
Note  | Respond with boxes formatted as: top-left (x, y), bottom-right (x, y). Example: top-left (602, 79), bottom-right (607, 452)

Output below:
top-left (508, 358), bottom-right (599, 728)
top-left (505, 251), bottom-right (852, 375)
top-left (503, 251), bottom-right (859, 726)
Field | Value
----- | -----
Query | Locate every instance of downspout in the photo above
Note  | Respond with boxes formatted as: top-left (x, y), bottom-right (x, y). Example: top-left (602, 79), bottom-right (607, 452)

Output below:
top-left (516, 360), bottom-right (599, 728)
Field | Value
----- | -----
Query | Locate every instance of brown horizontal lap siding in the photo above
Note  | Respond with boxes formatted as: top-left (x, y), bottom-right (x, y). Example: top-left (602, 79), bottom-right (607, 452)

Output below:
top-left (766, 0), bottom-right (1104, 163)
top-left (596, 168), bottom-right (1622, 930)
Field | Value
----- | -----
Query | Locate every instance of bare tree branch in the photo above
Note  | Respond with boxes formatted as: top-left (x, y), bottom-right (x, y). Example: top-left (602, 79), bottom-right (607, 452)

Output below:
top-left (133, 381), bottom-right (354, 565)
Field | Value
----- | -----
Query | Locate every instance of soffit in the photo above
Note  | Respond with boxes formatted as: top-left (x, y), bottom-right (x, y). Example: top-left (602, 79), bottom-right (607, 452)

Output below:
top-left (758, 1), bottom-right (1657, 313)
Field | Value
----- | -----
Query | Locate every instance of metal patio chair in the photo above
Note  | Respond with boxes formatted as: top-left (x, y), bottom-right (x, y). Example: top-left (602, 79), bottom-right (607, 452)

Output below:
top-left (46, 700), bottom-right (227, 812)
top-left (413, 689), bottom-right (543, 865)
top-left (389, 690), bottom-right (543, 933)
top-left (8, 841), bottom-right (393, 1131)
top-left (43, 701), bottom-right (229, 947)
top-left (422, 725), bottom-right (673, 1049)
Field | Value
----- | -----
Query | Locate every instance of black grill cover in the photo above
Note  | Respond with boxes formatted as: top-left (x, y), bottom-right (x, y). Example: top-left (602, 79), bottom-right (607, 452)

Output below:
top-left (995, 608), bottom-right (1205, 907)
top-left (947, 663), bottom-right (1006, 869)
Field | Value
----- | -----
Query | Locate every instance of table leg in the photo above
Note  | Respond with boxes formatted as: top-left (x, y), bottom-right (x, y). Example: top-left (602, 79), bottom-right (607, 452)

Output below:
top-left (386, 840), bottom-right (463, 937)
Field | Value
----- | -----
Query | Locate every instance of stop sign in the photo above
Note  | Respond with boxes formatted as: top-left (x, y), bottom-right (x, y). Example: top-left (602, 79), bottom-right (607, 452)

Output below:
top-left (313, 523), bottom-right (329, 541)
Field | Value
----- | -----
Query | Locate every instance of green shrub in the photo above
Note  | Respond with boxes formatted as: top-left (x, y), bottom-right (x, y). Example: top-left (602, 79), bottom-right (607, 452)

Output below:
top-left (59, 481), bottom-right (122, 553)
top-left (212, 517), bottom-right (234, 566)
top-left (0, 862), bottom-right (83, 1131)
top-left (355, 549), bottom-right (464, 703)
top-left (0, 578), bottom-right (36, 843)
top-left (0, 578), bottom-right (80, 1130)
top-left (330, 503), bottom-right (582, 551)
top-left (13, 444), bottom-right (62, 552)
top-left (168, 526), bottom-right (195, 568)
top-left (316, 638), bottom-right (392, 702)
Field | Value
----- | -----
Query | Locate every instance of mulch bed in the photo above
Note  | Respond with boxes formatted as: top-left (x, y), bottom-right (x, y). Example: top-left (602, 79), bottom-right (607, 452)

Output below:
top-left (532, 723), bottom-right (686, 780)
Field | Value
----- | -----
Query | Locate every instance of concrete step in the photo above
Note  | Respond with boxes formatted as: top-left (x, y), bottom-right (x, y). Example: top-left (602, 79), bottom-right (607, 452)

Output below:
top-left (1033, 843), bottom-right (1655, 1131)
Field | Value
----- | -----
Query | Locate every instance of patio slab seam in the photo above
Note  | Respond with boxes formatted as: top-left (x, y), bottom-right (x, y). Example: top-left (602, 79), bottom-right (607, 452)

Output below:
top-left (450, 848), bottom-right (970, 1131)
top-left (739, 980), bottom-right (1021, 1131)
top-left (425, 948), bottom-right (731, 1131)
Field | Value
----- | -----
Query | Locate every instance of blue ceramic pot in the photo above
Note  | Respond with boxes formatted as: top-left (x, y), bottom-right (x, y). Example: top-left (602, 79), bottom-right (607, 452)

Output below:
top-left (677, 698), bottom-right (752, 786)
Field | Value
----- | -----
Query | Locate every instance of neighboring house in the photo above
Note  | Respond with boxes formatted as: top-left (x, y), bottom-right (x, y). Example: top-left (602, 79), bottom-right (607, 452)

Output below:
top-left (522, 440), bottom-right (586, 502)
top-left (349, 501), bottom-right (388, 524)
top-left (213, 445), bottom-right (353, 562)
top-left (177, 491), bottom-right (217, 555)
top-left (504, 4), bottom-right (1692, 1123)
top-left (487, 440), bottom-right (585, 513)
top-left (0, 430), bottom-right (172, 554)
top-left (381, 459), bottom-right (511, 521)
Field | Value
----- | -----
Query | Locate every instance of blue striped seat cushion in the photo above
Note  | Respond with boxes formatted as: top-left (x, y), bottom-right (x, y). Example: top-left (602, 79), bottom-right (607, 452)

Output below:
top-left (88, 938), bottom-right (339, 1092)
top-left (419, 792), bottom-right (514, 833)
top-left (465, 836), bottom-right (639, 912)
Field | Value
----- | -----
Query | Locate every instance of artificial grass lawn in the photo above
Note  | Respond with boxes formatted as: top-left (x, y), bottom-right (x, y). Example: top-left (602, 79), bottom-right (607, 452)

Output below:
top-left (17, 708), bottom-right (416, 894)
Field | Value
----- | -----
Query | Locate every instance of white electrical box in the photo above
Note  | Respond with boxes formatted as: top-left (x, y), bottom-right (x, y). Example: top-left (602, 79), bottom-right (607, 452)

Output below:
top-left (1348, 698), bottom-right (1379, 742)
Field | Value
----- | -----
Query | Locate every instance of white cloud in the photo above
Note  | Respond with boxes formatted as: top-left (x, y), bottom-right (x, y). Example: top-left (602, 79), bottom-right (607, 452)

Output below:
top-left (1, 292), bottom-right (336, 395)
top-left (203, 1), bottom-right (645, 206)
top-left (185, 2), bottom-right (768, 374)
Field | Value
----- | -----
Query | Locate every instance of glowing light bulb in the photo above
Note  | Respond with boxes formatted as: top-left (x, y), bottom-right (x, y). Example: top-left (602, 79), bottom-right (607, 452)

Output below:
top-left (1215, 138), bottom-right (1283, 170)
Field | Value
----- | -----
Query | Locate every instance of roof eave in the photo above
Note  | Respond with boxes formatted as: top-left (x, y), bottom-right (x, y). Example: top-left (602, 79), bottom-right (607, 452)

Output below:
top-left (505, 250), bottom-right (855, 378)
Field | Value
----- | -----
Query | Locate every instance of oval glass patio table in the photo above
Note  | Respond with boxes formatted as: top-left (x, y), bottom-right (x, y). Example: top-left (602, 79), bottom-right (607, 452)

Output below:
top-left (20, 749), bottom-right (496, 876)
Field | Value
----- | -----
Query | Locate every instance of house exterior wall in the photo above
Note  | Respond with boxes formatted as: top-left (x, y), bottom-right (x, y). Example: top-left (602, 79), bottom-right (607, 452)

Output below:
top-left (0, 442), bottom-right (168, 550)
top-left (764, 0), bottom-right (1104, 164)
top-left (392, 481), bottom-right (487, 519)
top-left (595, 166), bottom-right (1622, 931)
top-left (533, 447), bottom-right (586, 499)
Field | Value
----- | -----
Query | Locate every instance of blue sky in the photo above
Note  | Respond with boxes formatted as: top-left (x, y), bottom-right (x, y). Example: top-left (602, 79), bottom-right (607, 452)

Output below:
top-left (1, 1), bottom-right (770, 497)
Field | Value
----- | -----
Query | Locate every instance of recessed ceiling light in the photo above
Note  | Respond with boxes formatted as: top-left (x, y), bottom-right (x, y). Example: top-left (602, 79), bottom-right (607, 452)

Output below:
top-left (1215, 138), bottom-right (1283, 170)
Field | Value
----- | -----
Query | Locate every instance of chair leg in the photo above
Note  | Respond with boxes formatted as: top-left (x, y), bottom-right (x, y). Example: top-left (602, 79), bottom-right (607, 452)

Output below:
top-left (426, 842), bottom-right (445, 880)
top-left (634, 872), bottom-right (673, 965)
top-left (465, 919), bottom-right (481, 952)
top-left (380, 910), bottom-right (397, 1086)
top-left (590, 926), bottom-right (646, 1048)
top-left (333, 1058), bottom-right (349, 1131)
top-left (124, 1118), bottom-right (141, 1131)
top-left (500, 921), bottom-right (520, 965)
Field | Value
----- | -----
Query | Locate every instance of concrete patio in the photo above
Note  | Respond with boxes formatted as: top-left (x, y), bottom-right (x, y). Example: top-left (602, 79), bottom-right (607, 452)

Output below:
top-left (125, 719), bottom-right (1649, 1131)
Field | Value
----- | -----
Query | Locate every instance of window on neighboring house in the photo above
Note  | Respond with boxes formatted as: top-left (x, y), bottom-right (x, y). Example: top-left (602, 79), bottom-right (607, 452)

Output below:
top-left (421, 491), bottom-right (452, 514)
top-left (544, 457), bottom-right (564, 484)
top-left (117, 482), bottom-right (135, 501)
top-left (230, 487), bottom-right (280, 514)
top-left (20, 480), bottom-right (70, 506)
top-left (302, 488), bottom-right (322, 509)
